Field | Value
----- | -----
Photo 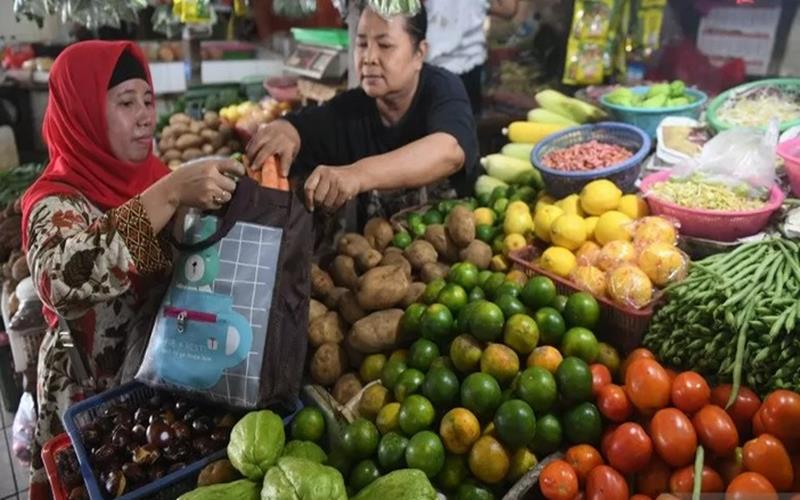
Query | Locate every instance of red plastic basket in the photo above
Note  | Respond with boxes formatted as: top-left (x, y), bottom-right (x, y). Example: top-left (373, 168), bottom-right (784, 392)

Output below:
top-left (42, 433), bottom-right (73, 500)
top-left (508, 247), bottom-right (659, 354)
top-left (777, 137), bottom-right (800, 197)
top-left (640, 170), bottom-right (785, 242)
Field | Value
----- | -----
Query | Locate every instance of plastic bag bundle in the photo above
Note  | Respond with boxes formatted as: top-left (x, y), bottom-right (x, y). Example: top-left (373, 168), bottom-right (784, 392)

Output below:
top-left (367, 0), bottom-right (421, 17)
top-left (273, 0), bottom-right (317, 19)
top-left (12, 393), bottom-right (35, 467)
top-left (14, 0), bottom-right (151, 29)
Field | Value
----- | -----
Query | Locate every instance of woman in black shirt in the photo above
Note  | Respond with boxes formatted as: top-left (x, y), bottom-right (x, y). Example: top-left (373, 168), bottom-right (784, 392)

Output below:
top-left (247, 3), bottom-right (479, 225)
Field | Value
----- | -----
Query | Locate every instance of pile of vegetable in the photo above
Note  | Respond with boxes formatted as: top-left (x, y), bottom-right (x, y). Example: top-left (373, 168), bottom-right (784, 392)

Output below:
top-left (715, 84), bottom-right (800, 129)
top-left (540, 141), bottom-right (633, 171)
top-left (644, 238), bottom-right (800, 396)
top-left (157, 112), bottom-right (240, 169)
top-left (0, 162), bottom-right (45, 206)
top-left (604, 81), bottom-right (697, 109)
top-left (647, 177), bottom-right (766, 212)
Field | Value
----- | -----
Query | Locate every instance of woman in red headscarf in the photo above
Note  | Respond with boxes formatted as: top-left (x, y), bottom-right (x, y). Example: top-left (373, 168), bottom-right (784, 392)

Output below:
top-left (22, 41), bottom-right (244, 498)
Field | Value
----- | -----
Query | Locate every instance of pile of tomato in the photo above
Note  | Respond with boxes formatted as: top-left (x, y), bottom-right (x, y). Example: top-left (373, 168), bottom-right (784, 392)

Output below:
top-left (538, 348), bottom-right (800, 499)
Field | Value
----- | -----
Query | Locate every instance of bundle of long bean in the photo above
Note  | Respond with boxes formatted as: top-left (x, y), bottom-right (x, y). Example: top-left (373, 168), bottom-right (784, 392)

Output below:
top-left (643, 238), bottom-right (800, 402)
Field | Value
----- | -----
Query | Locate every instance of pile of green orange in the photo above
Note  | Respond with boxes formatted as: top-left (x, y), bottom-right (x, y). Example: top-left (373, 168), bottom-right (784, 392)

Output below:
top-left (329, 265), bottom-right (621, 499)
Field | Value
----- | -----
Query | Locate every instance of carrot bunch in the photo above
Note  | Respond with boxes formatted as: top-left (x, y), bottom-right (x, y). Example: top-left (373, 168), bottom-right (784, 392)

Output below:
top-left (233, 153), bottom-right (290, 191)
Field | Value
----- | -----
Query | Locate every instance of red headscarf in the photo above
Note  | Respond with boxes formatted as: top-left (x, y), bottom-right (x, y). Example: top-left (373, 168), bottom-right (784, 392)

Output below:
top-left (21, 40), bottom-right (170, 249)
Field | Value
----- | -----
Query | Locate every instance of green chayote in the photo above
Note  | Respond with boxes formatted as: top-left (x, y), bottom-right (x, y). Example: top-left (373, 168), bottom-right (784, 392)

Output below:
top-left (281, 440), bottom-right (327, 464)
top-left (228, 410), bottom-right (285, 481)
top-left (261, 457), bottom-right (347, 500)
top-left (177, 479), bottom-right (260, 500)
top-left (351, 469), bottom-right (437, 500)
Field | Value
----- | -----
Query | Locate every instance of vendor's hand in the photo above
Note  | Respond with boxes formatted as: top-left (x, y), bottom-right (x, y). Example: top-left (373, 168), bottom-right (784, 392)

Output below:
top-left (168, 157), bottom-right (245, 210)
top-left (246, 119), bottom-right (300, 177)
top-left (304, 165), bottom-right (362, 212)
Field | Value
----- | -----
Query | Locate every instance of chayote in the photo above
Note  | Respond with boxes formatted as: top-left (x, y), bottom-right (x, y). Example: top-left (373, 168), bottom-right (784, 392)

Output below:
top-left (228, 410), bottom-right (286, 481)
top-left (177, 479), bottom-right (260, 500)
top-left (281, 440), bottom-right (327, 464)
top-left (351, 469), bottom-right (437, 500)
top-left (261, 457), bottom-right (347, 500)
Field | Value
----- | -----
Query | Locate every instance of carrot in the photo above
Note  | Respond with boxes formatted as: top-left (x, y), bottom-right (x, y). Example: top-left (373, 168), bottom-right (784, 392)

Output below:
top-left (260, 154), bottom-right (290, 191)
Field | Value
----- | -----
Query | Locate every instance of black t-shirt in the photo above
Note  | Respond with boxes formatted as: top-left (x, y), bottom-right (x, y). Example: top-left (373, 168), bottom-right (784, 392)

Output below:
top-left (285, 64), bottom-right (479, 199)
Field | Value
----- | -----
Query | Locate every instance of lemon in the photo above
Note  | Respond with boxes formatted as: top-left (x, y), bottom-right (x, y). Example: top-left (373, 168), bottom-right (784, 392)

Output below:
top-left (533, 205), bottom-right (564, 243)
top-left (491, 255), bottom-right (510, 272)
top-left (504, 234), bottom-right (527, 256)
top-left (594, 210), bottom-right (633, 245)
top-left (618, 194), bottom-right (649, 219)
top-left (596, 241), bottom-right (637, 272)
top-left (633, 216), bottom-right (678, 248)
top-left (580, 180), bottom-right (622, 216)
top-left (504, 210), bottom-right (534, 236)
top-left (584, 216), bottom-right (599, 241)
top-left (575, 241), bottom-right (601, 266)
top-left (638, 242), bottom-right (688, 286)
top-left (549, 214), bottom-right (587, 251)
top-left (572, 265), bottom-right (607, 297)
top-left (540, 247), bottom-right (577, 278)
top-left (555, 194), bottom-right (585, 217)
top-left (474, 208), bottom-right (497, 226)
top-left (535, 194), bottom-right (555, 213)
top-left (607, 264), bottom-right (653, 309)
top-left (507, 201), bottom-right (531, 215)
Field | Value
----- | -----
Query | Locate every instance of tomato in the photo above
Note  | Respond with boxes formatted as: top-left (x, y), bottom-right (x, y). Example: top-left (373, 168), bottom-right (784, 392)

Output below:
top-left (726, 472), bottom-right (777, 500)
top-left (539, 459), bottom-right (579, 500)
top-left (565, 444), bottom-right (604, 485)
top-left (710, 384), bottom-right (761, 435)
top-left (601, 424), bottom-right (618, 459)
top-left (630, 495), bottom-right (652, 500)
top-left (761, 390), bottom-right (800, 441)
top-left (625, 359), bottom-right (671, 414)
top-left (753, 407), bottom-right (767, 436)
top-left (664, 368), bottom-right (678, 385)
top-left (669, 465), bottom-right (724, 493)
top-left (605, 422), bottom-right (653, 474)
top-left (716, 447), bottom-right (744, 486)
top-left (636, 457), bottom-right (671, 497)
top-left (590, 363), bottom-right (612, 397)
top-left (619, 348), bottom-right (655, 382)
top-left (670, 371), bottom-right (710, 414)
top-left (649, 408), bottom-right (697, 467)
top-left (585, 465), bottom-right (629, 500)
top-left (742, 433), bottom-right (794, 491)
top-left (692, 405), bottom-right (739, 457)
top-left (597, 384), bottom-right (633, 423)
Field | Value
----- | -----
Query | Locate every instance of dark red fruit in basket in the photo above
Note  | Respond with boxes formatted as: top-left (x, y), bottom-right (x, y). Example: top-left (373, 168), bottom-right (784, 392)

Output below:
top-left (68, 486), bottom-right (88, 500)
top-left (146, 421), bottom-right (174, 448)
top-left (192, 416), bottom-right (214, 435)
top-left (147, 394), bottom-right (164, 410)
top-left (93, 444), bottom-right (117, 463)
top-left (172, 421), bottom-right (192, 442)
top-left (111, 425), bottom-right (131, 449)
top-left (113, 410), bottom-right (133, 429)
top-left (174, 399), bottom-right (191, 418)
top-left (131, 424), bottom-right (147, 444)
top-left (183, 407), bottom-right (202, 423)
top-left (104, 470), bottom-right (127, 497)
top-left (192, 436), bottom-right (216, 456)
top-left (149, 463), bottom-right (167, 481)
top-left (121, 462), bottom-right (146, 484)
top-left (132, 445), bottom-right (161, 465)
top-left (160, 409), bottom-right (177, 426)
top-left (81, 424), bottom-right (102, 449)
top-left (210, 426), bottom-right (230, 443)
top-left (134, 407), bottom-right (152, 426)
top-left (164, 443), bottom-right (193, 463)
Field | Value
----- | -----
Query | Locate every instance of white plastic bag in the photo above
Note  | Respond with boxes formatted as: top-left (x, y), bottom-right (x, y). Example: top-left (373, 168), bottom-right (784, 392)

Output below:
top-left (672, 120), bottom-right (780, 195)
top-left (12, 392), bottom-right (35, 467)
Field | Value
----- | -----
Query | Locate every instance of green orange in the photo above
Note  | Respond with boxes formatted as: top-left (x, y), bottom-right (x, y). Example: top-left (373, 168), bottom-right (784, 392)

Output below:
top-left (398, 394), bottom-right (435, 435)
top-left (422, 367), bottom-right (460, 408)
top-left (521, 276), bottom-right (557, 310)
top-left (460, 372), bottom-right (502, 419)
top-left (563, 292), bottom-right (600, 329)
top-left (421, 303), bottom-right (454, 342)
top-left (534, 307), bottom-right (566, 346)
top-left (405, 431), bottom-right (446, 478)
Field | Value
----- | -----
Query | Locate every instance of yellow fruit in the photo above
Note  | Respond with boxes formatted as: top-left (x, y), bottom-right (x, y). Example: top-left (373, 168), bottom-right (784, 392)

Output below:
top-left (491, 254), bottom-right (510, 272)
top-left (535, 194), bottom-right (556, 213)
top-left (555, 194), bottom-right (585, 216)
top-left (594, 210), bottom-right (633, 245)
top-left (595, 240), bottom-right (637, 272)
top-left (618, 194), bottom-right (650, 219)
top-left (504, 234), bottom-right (527, 256)
top-left (549, 214), bottom-right (587, 251)
top-left (571, 265), bottom-right (607, 297)
top-left (580, 179), bottom-right (623, 215)
top-left (482, 422), bottom-right (497, 437)
top-left (504, 210), bottom-right (534, 235)
top-left (607, 264), bottom-right (653, 309)
top-left (440, 408), bottom-right (481, 454)
top-left (633, 216), bottom-right (678, 248)
top-left (480, 343), bottom-right (520, 385)
top-left (584, 216), bottom-right (599, 240)
top-left (468, 435), bottom-right (510, 484)
top-left (575, 241), bottom-right (601, 266)
top-left (506, 270), bottom-right (528, 287)
top-left (533, 205), bottom-right (565, 242)
top-left (508, 448), bottom-right (538, 482)
top-left (474, 208), bottom-right (497, 226)
top-left (638, 242), bottom-right (688, 287)
top-left (540, 247), bottom-right (577, 278)
top-left (376, 402), bottom-right (401, 434)
top-left (507, 201), bottom-right (531, 215)
top-left (527, 346), bottom-right (563, 373)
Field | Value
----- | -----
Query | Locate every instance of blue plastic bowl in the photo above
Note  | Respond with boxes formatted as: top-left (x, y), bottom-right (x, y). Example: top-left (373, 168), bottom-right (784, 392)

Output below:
top-left (600, 86), bottom-right (708, 138)
top-left (531, 122), bottom-right (651, 198)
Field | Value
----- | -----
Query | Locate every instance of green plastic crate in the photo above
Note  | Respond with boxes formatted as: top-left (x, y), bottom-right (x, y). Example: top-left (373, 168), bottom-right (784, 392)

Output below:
top-left (291, 28), bottom-right (349, 48)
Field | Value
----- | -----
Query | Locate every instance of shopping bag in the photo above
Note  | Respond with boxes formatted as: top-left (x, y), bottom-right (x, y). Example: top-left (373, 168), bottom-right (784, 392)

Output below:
top-left (136, 176), bottom-right (313, 410)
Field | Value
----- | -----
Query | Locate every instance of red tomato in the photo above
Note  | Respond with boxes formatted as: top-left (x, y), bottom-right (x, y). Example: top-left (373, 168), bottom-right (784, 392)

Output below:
top-left (630, 495), bottom-right (652, 500)
top-left (539, 459), bottom-right (579, 500)
top-left (601, 424), bottom-right (619, 459)
top-left (590, 363), bottom-right (612, 397)
top-left (692, 405), bottom-right (739, 457)
top-left (619, 348), bottom-right (655, 382)
top-left (597, 384), bottom-right (633, 423)
top-left (625, 359), bottom-right (671, 414)
top-left (761, 390), bottom-right (800, 441)
top-left (726, 472), bottom-right (777, 500)
top-left (753, 407), bottom-right (767, 436)
top-left (670, 371), bottom-right (711, 414)
top-left (669, 465), bottom-right (725, 493)
top-left (716, 447), bottom-right (744, 486)
top-left (664, 368), bottom-right (678, 385)
top-left (605, 422), bottom-right (653, 474)
top-left (585, 465), bottom-right (629, 500)
top-left (710, 384), bottom-right (761, 435)
top-left (565, 444), bottom-right (604, 485)
top-left (650, 408), bottom-right (698, 467)
top-left (742, 433), bottom-right (794, 491)
top-left (636, 457), bottom-right (671, 497)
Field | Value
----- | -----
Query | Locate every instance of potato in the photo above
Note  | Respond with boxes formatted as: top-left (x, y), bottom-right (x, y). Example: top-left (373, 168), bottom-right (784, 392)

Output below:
top-left (424, 224), bottom-right (460, 263)
top-left (161, 149), bottom-right (182, 162)
top-left (460, 240), bottom-right (493, 270)
top-left (357, 265), bottom-right (410, 310)
top-left (446, 205), bottom-right (476, 248)
top-left (338, 290), bottom-right (366, 325)
top-left (11, 256), bottom-right (28, 282)
top-left (169, 112), bottom-right (191, 126)
top-left (204, 111), bottom-right (221, 129)
top-left (384, 247), bottom-right (402, 256)
top-left (308, 311), bottom-right (345, 347)
top-left (160, 125), bottom-right (174, 139)
top-left (189, 121), bottom-right (205, 135)
top-left (323, 287), bottom-right (349, 310)
top-left (309, 299), bottom-right (328, 323)
top-left (310, 343), bottom-right (347, 386)
top-left (330, 255), bottom-right (359, 290)
top-left (348, 309), bottom-right (405, 354)
top-left (355, 249), bottom-right (382, 273)
top-left (404, 240), bottom-right (438, 270)
top-left (337, 233), bottom-right (371, 258)
top-left (332, 373), bottom-right (363, 405)
top-left (215, 147), bottom-right (232, 157)
top-left (311, 263), bottom-right (334, 299)
top-left (158, 137), bottom-right (176, 151)
top-left (201, 144), bottom-right (215, 155)
top-left (402, 282), bottom-right (426, 308)
top-left (379, 252), bottom-right (411, 278)
top-left (363, 218), bottom-right (394, 251)
top-left (420, 262), bottom-right (450, 283)
top-left (200, 129), bottom-right (220, 144)
top-left (170, 123), bottom-right (190, 137)
top-left (175, 133), bottom-right (203, 150)
top-left (181, 148), bottom-right (203, 162)
top-left (168, 159), bottom-right (182, 169)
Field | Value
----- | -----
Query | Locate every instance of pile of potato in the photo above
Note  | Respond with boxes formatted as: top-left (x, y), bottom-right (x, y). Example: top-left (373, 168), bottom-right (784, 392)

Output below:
top-left (0, 198), bottom-right (29, 318)
top-left (157, 112), bottom-right (242, 169)
top-left (306, 208), bottom-right (493, 405)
